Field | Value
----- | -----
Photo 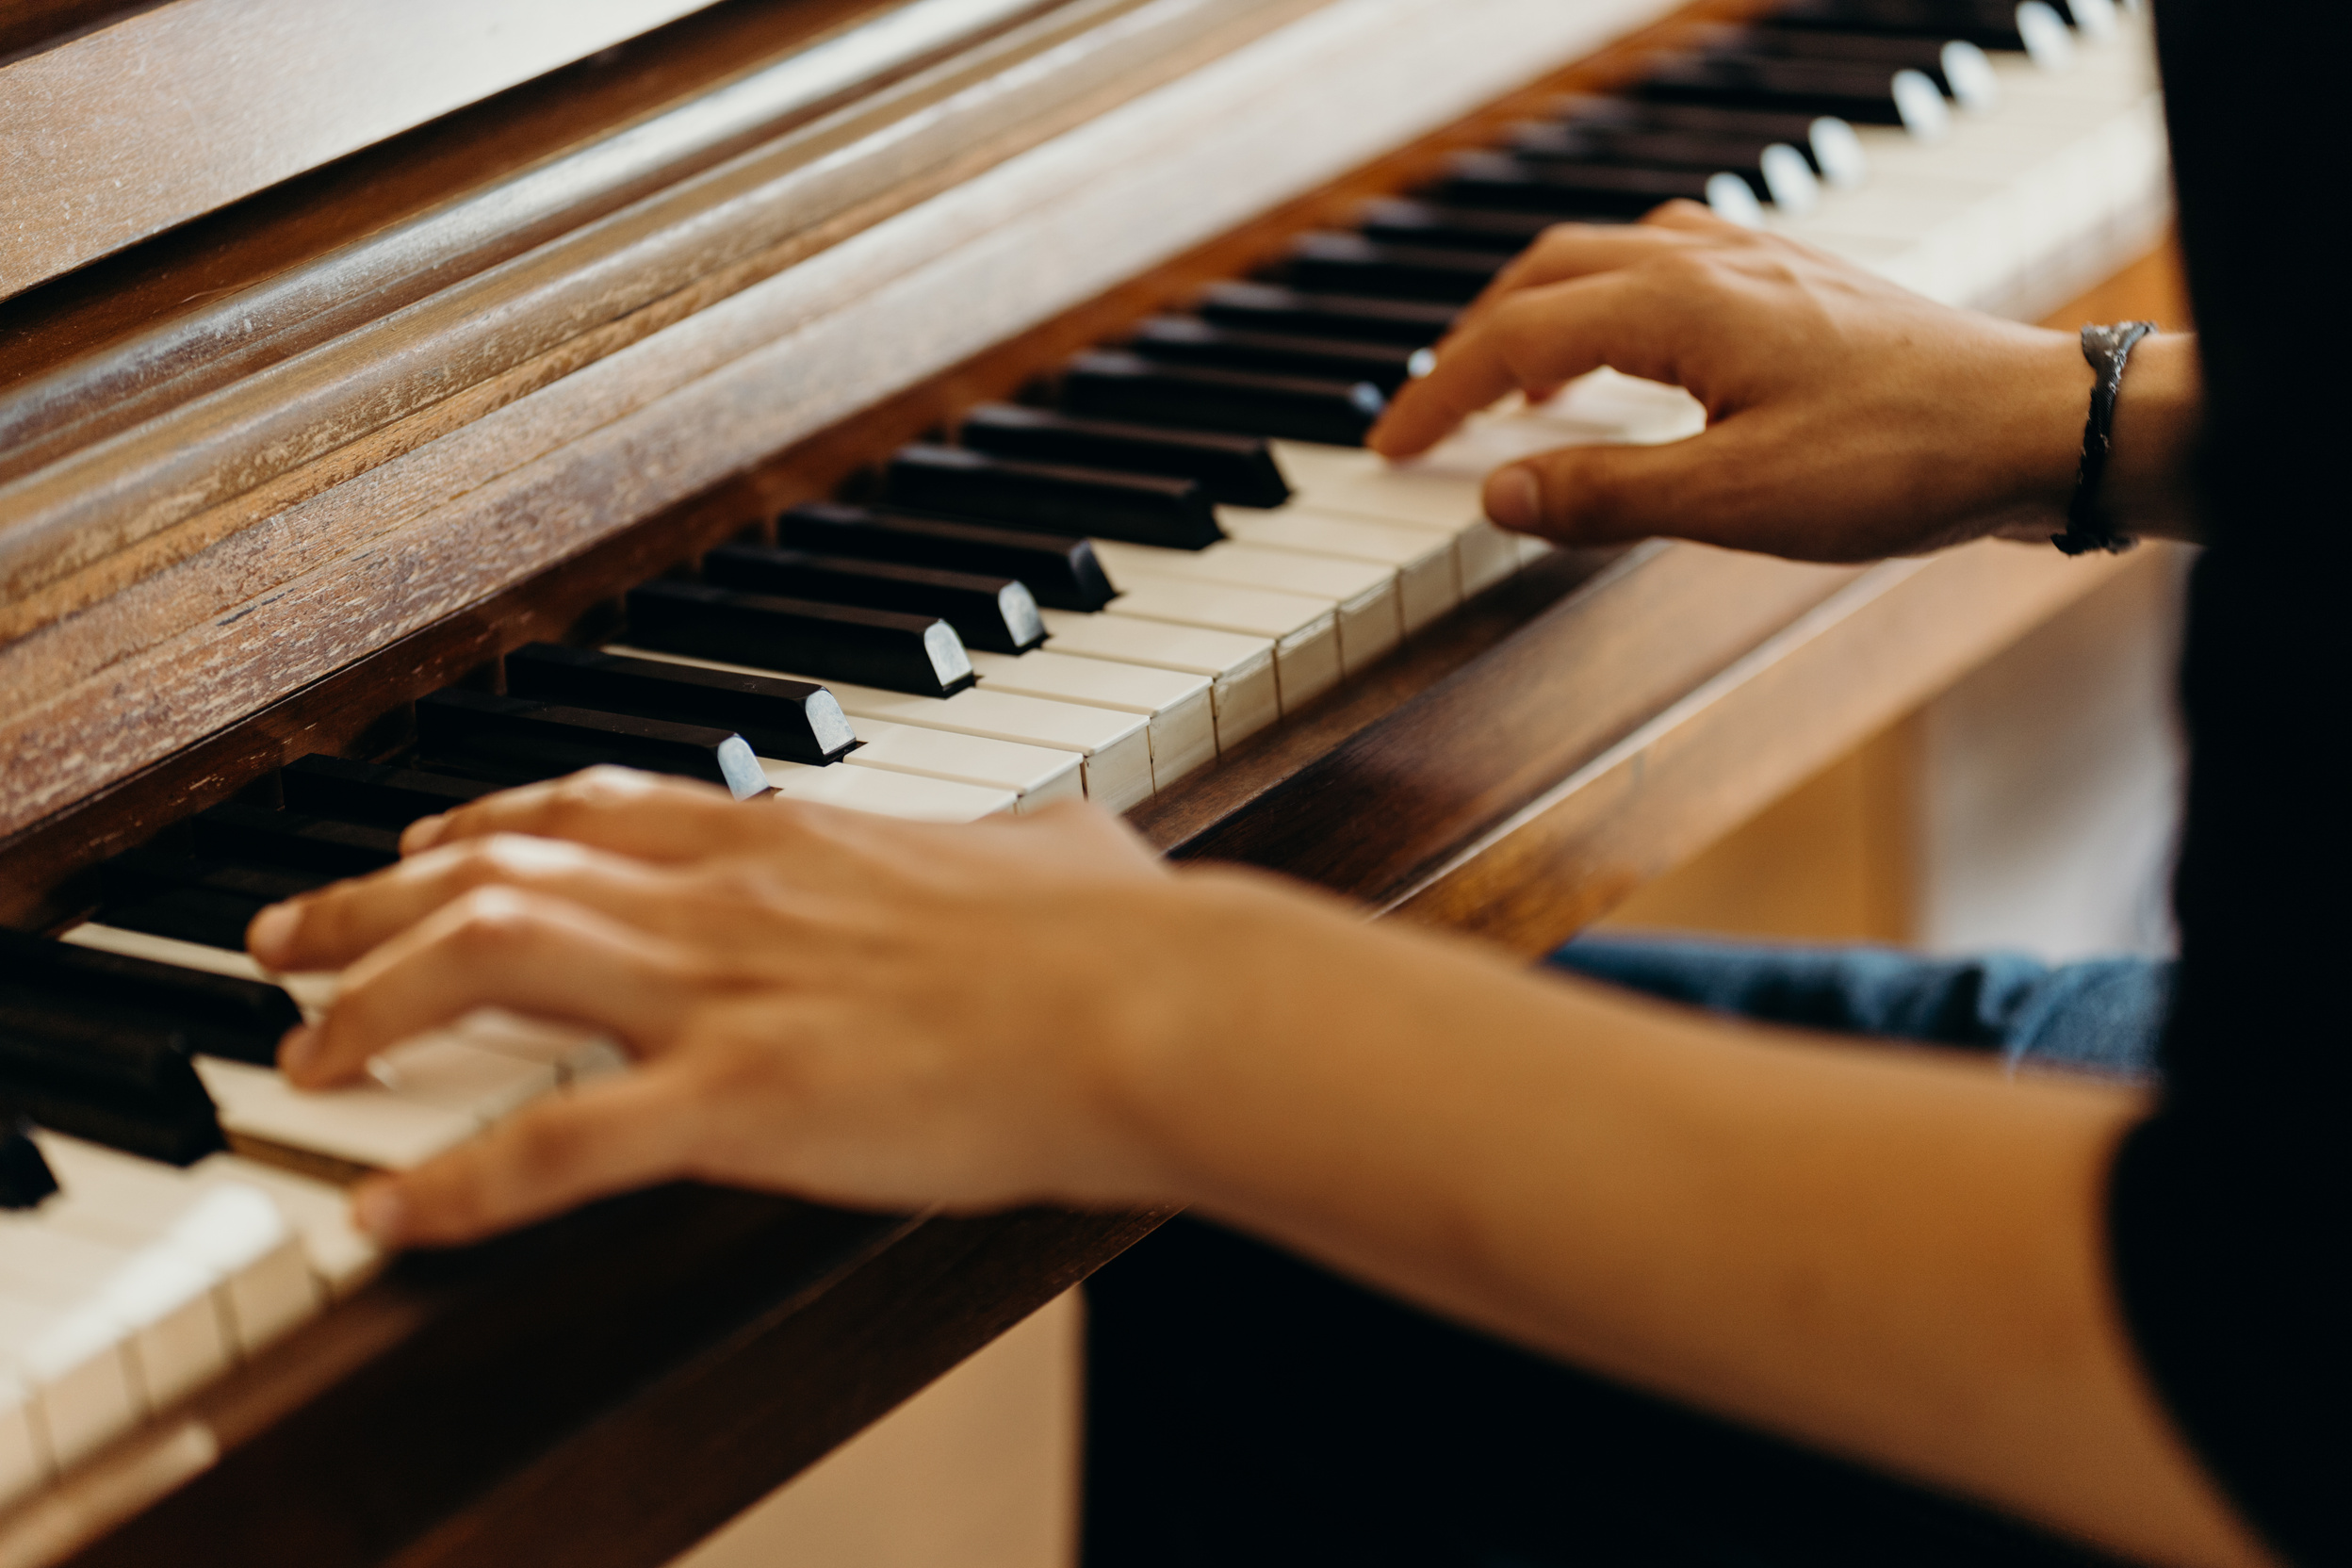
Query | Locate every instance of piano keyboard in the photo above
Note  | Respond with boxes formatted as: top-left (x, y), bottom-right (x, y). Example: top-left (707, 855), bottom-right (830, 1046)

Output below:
top-left (2, 0), bottom-right (2161, 1508)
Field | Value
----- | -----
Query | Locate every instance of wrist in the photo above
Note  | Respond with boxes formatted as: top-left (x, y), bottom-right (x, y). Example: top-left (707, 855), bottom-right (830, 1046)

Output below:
top-left (2099, 332), bottom-right (2202, 539)
top-left (1076, 867), bottom-right (1340, 1207)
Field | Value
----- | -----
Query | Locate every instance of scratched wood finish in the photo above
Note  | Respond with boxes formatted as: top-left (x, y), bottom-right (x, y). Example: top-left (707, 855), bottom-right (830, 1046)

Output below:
top-left (0, 0), bottom-right (1288, 620)
top-left (0, 0), bottom-right (1737, 878)
top-left (34, 1185), bottom-right (1165, 1568)
top-left (0, 0), bottom-right (949, 462)
top-left (1383, 543), bottom-right (2138, 953)
top-left (0, 0), bottom-right (723, 298)
top-left (0, 0), bottom-right (1725, 844)
top-left (0, 15), bottom-right (2165, 1567)
top-left (0, 1), bottom-right (143, 62)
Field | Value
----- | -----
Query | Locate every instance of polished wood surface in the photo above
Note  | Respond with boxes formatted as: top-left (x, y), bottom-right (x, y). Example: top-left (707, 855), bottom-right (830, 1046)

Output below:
top-left (0, 0), bottom-right (1702, 841)
top-left (1, 6), bottom-right (2174, 1563)
top-left (0, 0), bottom-right (727, 297)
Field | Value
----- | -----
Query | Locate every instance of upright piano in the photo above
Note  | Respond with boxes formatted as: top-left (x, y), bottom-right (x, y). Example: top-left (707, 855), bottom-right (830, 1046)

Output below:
top-left (0, 0), bottom-right (2177, 1561)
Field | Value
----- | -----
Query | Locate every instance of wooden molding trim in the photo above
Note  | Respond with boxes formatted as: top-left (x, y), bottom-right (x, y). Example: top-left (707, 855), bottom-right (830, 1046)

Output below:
top-left (0, 0), bottom-right (724, 298)
top-left (0, 0), bottom-right (1684, 840)
top-left (1386, 540), bottom-right (2144, 954)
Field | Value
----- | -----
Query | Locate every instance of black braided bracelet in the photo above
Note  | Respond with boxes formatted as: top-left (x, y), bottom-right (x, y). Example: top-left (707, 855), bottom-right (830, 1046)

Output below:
top-left (2053, 319), bottom-right (2156, 556)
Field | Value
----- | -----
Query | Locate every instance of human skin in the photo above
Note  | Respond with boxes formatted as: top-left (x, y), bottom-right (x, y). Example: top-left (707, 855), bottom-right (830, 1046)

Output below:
top-left (1368, 202), bottom-right (2203, 555)
top-left (246, 206), bottom-right (2260, 1566)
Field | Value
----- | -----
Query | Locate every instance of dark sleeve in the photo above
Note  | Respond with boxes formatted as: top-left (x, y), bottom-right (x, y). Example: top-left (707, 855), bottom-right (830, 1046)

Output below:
top-left (2109, 6), bottom-right (2352, 1561)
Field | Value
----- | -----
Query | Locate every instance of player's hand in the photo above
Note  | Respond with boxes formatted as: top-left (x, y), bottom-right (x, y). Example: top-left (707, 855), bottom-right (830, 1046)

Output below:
top-left (244, 769), bottom-right (1225, 1246)
top-left (1368, 203), bottom-right (2093, 562)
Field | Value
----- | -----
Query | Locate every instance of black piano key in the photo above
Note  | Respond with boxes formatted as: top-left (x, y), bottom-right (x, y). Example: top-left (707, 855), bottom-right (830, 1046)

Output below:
top-left (1, 1108), bottom-right (60, 1209)
top-left (1430, 152), bottom-right (1719, 217)
top-left (0, 928), bottom-right (301, 1068)
top-left (0, 986), bottom-right (225, 1166)
top-left (281, 755), bottom-right (501, 829)
top-left (100, 887), bottom-right (274, 953)
top-left (416, 690), bottom-right (771, 800)
top-left (885, 442), bottom-right (1222, 551)
top-left (626, 580), bottom-right (974, 699)
top-left (101, 850), bottom-right (325, 949)
top-left (1769, 0), bottom-right (2032, 53)
top-left (703, 546), bottom-right (1043, 656)
top-left (1543, 94), bottom-right (1866, 187)
top-left (1550, 91), bottom-right (1822, 144)
top-left (1123, 317), bottom-right (1426, 394)
top-left (1706, 24), bottom-right (1992, 106)
top-left (1196, 281), bottom-right (1457, 346)
top-left (192, 802), bottom-right (401, 879)
top-left (1353, 200), bottom-right (1571, 254)
top-left (1511, 120), bottom-right (1790, 176)
top-left (776, 501), bottom-right (1119, 613)
top-left (1059, 351), bottom-right (1386, 449)
top-left (102, 850), bottom-right (324, 907)
top-left (956, 403), bottom-right (1290, 510)
top-left (1633, 52), bottom-right (1927, 126)
top-left (507, 643), bottom-right (856, 765)
top-left (1273, 232), bottom-right (1503, 303)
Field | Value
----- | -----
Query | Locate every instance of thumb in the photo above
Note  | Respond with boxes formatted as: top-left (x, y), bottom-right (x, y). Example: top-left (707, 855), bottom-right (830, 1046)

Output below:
top-left (1481, 433), bottom-right (1724, 547)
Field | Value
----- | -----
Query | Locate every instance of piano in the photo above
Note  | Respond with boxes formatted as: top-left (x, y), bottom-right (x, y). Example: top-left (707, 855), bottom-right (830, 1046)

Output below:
top-left (1, 0), bottom-right (2176, 1560)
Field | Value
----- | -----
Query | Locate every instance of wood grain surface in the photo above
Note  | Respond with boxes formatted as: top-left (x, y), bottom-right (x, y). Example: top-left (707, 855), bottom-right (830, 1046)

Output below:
top-left (0, 0), bottom-right (722, 298)
top-left (0, 0), bottom-right (1697, 841)
top-left (0, 7), bottom-right (2169, 1562)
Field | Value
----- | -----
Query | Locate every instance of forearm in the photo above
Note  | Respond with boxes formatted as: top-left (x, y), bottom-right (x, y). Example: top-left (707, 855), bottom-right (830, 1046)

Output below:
top-left (1115, 871), bottom-right (2263, 1567)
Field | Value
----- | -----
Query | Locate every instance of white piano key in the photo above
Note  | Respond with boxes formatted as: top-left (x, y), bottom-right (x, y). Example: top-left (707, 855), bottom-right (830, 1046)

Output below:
top-left (63, 923), bottom-right (275, 982)
top-left (92, 1247), bottom-right (230, 1410)
top-left (1090, 539), bottom-right (1403, 677)
top-left (0, 1267), bottom-right (140, 1468)
top-left (966, 650), bottom-right (1216, 789)
top-left (759, 757), bottom-right (1016, 820)
top-left (2, 1305), bottom-right (138, 1470)
top-left (162, 1184), bottom-right (319, 1355)
top-left (28, 1135), bottom-right (322, 1359)
top-left (1099, 577), bottom-right (1341, 712)
top-left (1034, 612), bottom-right (1278, 752)
top-left (194, 1031), bottom-right (556, 1174)
top-left (1268, 443), bottom-right (1521, 596)
top-left (1214, 504), bottom-right (1459, 635)
top-left (191, 1155), bottom-right (380, 1298)
top-left (610, 645), bottom-right (1154, 812)
top-left (1, 1372), bottom-right (40, 1506)
top-left (841, 717), bottom-right (1085, 811)
top-left (783, 682), bottom-right (1153, 812)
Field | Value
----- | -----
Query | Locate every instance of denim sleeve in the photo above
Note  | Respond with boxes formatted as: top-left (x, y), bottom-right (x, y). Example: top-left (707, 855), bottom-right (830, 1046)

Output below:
top-left (1549, 936), bottom-right (2170, 1080)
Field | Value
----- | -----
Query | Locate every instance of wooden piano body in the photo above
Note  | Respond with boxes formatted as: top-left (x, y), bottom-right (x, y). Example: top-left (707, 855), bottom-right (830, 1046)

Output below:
top-left (0, 1), bottom-right (2180, 1561)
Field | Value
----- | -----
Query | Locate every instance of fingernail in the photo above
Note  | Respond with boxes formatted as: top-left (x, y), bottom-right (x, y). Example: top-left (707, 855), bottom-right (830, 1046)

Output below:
top-left (352, 1180), bottom-right (406, 1245)
top-left (247, 902), bottom-right (302, 964)
top-left (400, 814), bottom-right (447, 855)
top-left (1486, 466), bottom-right (1542, 532)
top-left (278, 1024), bottom-right (318, 1077)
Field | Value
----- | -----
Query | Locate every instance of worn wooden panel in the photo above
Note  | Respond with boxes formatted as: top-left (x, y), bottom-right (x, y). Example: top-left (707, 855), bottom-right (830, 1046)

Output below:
top-left (1384, 542), bottom-right (2135, 956)
top-left (0, 0), bottom-right (1693, 840)
top-left (0, 0), bottom-right (721, 298)
top-left (24, 1183), bottom-right (1163, 1568)
top-left (0, 0), bottom-right (1024, 472)
top-left (1158, 545), bottom-right (1864, 902)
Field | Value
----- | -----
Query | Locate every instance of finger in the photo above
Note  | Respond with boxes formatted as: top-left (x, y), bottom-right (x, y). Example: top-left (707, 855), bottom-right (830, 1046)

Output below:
top-left (400, 766), bottom-right (743, 860)
top-left (283, 887), bottom-right (705, 1087)
top-left (1372, 270), bottom-right (1668, 457)
top-left (351, 1064), bottom-right (706, 1248)
top-left (1479, 414), bottom-right (1794, 548)
top-left (251, 832), bottom-right (688, 972)
top-left (1438, 219), bottom-right (1713, 348)
top-left (1640, 198), bottom-right (1750, 237)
